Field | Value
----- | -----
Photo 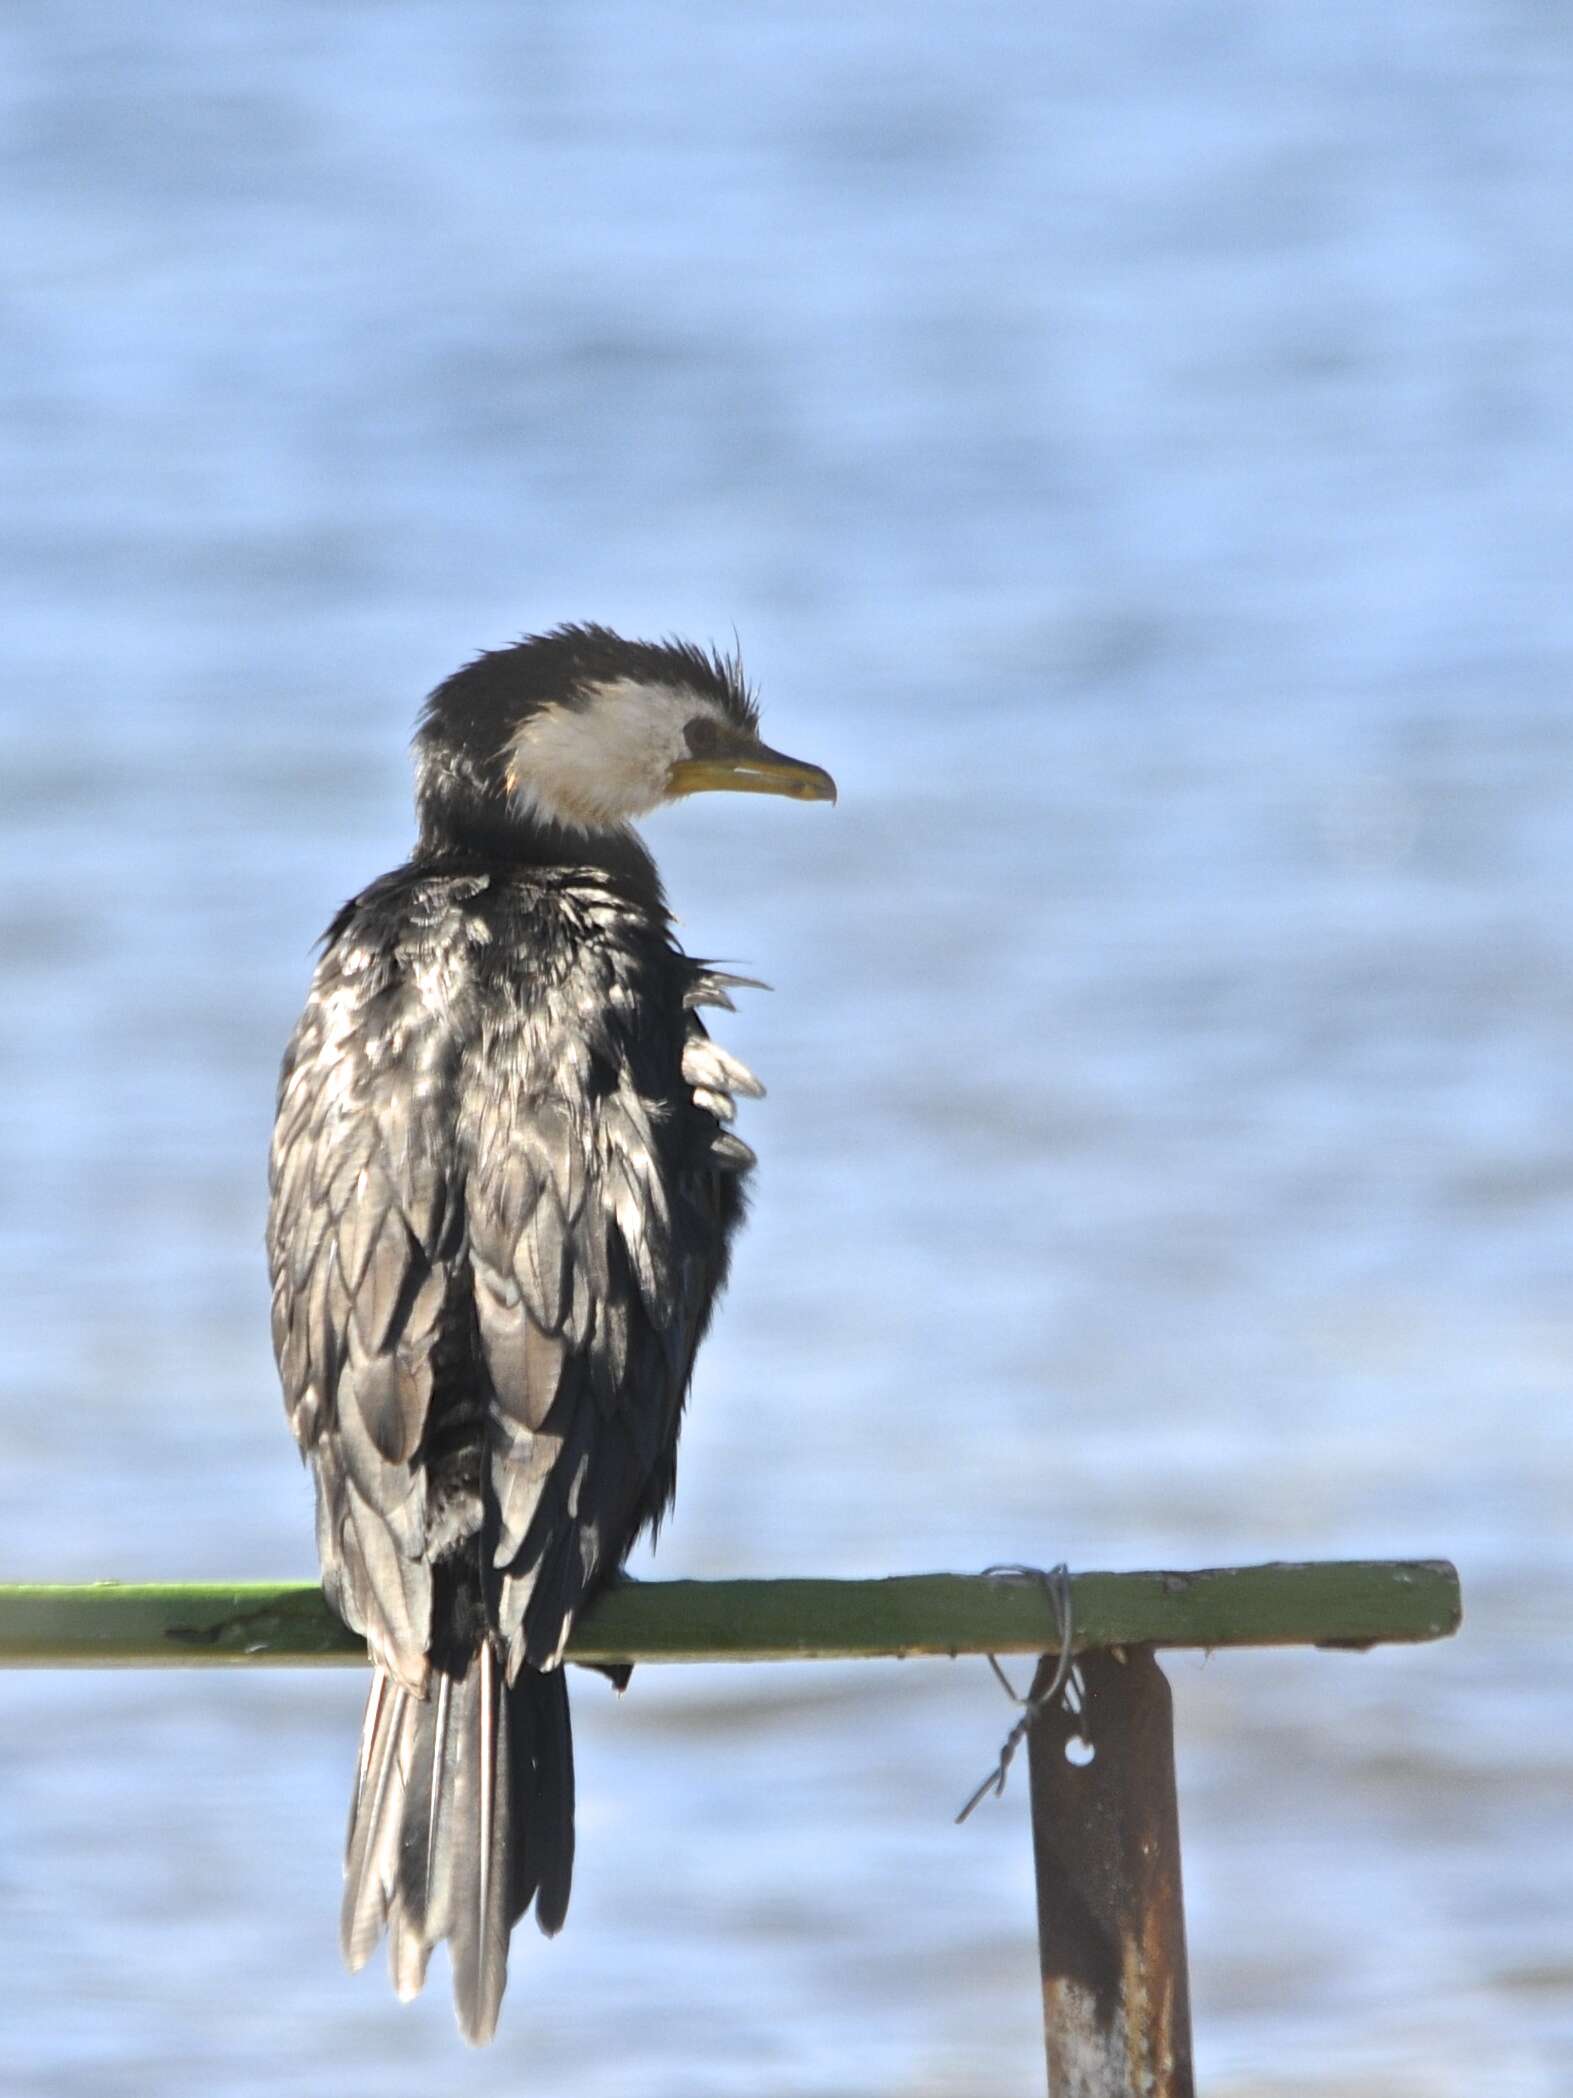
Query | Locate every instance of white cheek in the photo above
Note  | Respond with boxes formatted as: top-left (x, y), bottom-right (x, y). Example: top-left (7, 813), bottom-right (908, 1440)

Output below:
top-left (507, 681), bottom-right (707, 832)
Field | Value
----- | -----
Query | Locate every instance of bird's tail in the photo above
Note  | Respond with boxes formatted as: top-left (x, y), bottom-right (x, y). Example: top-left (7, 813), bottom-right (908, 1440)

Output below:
top-left (341, 1647), bottom-right (575, 2045)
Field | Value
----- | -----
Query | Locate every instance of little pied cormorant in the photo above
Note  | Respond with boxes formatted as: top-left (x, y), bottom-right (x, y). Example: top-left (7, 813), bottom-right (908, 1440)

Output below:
top-left (266, 624), bottom-right (834, 2042)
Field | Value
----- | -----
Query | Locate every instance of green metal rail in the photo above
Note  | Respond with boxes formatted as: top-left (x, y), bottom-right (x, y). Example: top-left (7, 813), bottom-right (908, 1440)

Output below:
top-left (0, 1557), bottom-right (1463, 2098)
top-left (0, 1558), bottom-right (1459, 1666)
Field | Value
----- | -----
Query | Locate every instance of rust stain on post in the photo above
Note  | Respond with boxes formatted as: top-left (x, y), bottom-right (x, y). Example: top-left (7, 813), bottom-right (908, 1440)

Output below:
top-left (1026, 1646), bottom-right (1195, 2098)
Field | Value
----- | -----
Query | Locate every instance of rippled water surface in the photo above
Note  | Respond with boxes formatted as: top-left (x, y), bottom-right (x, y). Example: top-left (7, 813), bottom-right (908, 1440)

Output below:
top-left (3, 5), bottom-right (1572, 2092)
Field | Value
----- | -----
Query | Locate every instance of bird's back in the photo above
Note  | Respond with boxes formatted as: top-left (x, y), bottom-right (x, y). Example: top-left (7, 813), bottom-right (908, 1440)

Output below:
top-left (266, 856), bottom-right (750, 2032)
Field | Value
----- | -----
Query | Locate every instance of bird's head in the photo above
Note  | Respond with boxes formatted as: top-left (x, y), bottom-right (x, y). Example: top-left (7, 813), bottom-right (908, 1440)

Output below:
top-left (413, 624), bottom-right (835, 858)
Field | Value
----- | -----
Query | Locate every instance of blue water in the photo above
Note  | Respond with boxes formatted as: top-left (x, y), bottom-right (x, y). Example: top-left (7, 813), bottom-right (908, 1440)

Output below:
top-left (3, 4), bottom-right (1572, 2091)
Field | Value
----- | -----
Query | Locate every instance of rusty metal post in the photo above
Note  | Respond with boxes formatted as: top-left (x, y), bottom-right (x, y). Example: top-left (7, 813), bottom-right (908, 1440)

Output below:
top-left (1026, 1646), bottom-right (1195, 2098)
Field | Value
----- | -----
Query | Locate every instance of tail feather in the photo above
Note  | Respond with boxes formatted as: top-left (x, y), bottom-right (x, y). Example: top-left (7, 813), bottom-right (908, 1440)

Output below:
top-left (399, 1668), bottom-right (454, 1947)
top-left (341, 1670), bottom-right (410, 1972)
top-left (446, 1644), bottom-right (512, 2042)
top-left (340, 1651), bottom-right (575, 2043)
top-left (520, 1663), bottom-right (575, 1934)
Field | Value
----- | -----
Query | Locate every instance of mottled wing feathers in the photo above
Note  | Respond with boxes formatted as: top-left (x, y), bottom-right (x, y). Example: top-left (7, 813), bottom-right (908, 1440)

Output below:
top-left (267, 865), bottom-right (746, 1691)
top-left (268, 872), bottom-right (475, 1686)
top-left (464, 889), bottom-right (736, 1676)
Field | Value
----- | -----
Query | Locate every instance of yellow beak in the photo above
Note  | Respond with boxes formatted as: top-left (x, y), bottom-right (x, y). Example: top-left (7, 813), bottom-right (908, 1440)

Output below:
top-left (667, 742), bottom-right (837, 804)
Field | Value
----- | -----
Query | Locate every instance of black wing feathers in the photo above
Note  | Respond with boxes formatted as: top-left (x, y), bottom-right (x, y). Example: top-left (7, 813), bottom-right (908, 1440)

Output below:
top-left (267, 861), bottom-right (744, 2028)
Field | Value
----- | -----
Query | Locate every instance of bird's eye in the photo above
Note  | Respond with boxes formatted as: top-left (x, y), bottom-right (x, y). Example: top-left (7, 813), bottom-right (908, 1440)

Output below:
top-left (683, 714), bottom-right (725, 756)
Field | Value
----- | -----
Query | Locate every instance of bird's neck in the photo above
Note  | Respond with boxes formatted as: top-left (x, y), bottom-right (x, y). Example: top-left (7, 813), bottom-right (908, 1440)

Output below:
top-left (414, 783), bottom-right (667, 911)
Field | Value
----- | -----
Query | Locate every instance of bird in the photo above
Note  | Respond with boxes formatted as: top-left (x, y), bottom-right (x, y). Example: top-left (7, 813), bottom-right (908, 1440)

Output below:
top-left (266, 623), bottom-right (834, 2042)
